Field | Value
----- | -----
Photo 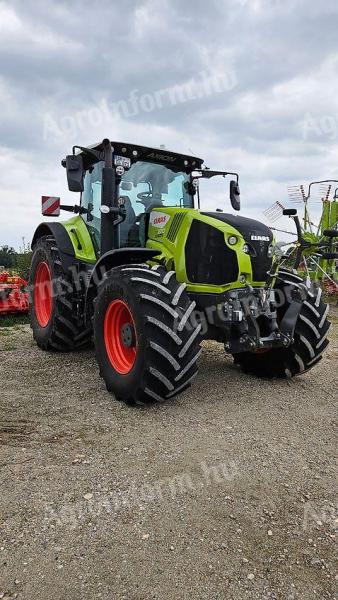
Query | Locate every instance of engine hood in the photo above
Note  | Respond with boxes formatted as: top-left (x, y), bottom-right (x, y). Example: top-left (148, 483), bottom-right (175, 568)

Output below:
top-left (201, 212), bottom-right (273, 283)
top-left (201, 212), bottom-right (273, 243)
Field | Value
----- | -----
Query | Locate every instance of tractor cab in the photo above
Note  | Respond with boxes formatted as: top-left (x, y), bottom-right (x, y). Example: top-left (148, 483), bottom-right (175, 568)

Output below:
top-left (56, 139), bottom-right (241, 258)
top-left (60, 140), bottom-right (204, 256)
top-left (79, 150), bottom-right (197, 251)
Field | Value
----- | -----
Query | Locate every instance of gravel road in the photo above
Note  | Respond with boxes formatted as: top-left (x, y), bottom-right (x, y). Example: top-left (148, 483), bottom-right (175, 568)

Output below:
top-left (0, 305), bottom-right (337, 600)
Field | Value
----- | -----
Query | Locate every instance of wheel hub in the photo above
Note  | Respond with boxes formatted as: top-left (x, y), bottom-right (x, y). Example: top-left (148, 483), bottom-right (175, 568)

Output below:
top-left (121, 323), bottom-right (135, 348)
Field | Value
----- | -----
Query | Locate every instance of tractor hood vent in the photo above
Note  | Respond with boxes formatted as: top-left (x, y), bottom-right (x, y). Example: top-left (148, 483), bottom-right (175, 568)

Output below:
top-left (166, 212), bottom-right (186, 242)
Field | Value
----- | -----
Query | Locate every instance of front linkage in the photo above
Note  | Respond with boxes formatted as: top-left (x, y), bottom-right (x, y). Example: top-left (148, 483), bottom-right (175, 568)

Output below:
top-left (221, 286), bottom-right (299, 354)
top-left (193, 275), bottom-right (305, 355)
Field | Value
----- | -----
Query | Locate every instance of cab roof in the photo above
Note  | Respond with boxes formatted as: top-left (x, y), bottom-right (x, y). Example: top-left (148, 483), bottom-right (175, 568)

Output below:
top-left (73, 140), bottom-right (204, 171)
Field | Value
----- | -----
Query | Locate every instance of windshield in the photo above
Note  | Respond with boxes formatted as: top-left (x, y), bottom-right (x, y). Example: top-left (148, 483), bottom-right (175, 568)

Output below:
top-left (120, 161), bottom-right (193, 217)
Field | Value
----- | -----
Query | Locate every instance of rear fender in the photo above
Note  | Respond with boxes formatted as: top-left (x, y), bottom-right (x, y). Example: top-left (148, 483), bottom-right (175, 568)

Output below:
top-left (31, 222), bottom-right (77, 270)
top-left (32, 217), bottom-right (97, 270)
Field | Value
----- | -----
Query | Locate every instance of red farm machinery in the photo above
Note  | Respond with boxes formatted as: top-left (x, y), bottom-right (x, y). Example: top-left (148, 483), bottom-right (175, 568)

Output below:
top-left (0, 271), bottom-right (29, 316)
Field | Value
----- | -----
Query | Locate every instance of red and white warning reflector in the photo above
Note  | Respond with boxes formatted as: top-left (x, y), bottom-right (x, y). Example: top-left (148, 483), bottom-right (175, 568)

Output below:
top-left (42, 196), bottom-right (61, 217)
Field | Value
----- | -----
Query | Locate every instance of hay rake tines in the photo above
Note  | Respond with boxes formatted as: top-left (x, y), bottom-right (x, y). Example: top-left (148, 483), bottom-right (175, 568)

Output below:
top-left (316, 183), bottom-right (331, 202)
top-left (287, 185), bottom-right (306, 204)
top-left (263, 201), bottom-right (285, 223)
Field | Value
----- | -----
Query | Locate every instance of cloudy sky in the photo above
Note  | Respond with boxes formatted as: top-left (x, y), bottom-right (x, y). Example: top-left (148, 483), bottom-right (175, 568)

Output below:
top-left (1, 0), bottom-right (338, 249)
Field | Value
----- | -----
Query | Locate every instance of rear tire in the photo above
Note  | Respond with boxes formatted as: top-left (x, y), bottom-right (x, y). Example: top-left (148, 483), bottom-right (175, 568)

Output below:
top-left (29, 236), bottom-right (92, 351)
top-left (233, 270), bottom-right (330, 378)
top-left (94, 264), bottom-right (201, 404)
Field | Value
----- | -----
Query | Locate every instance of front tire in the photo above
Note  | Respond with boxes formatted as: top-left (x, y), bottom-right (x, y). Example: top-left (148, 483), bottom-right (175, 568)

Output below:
top-left (233, 270), bottom-right (330, 378)
top-left (94, 264), bottom-right (201, 404)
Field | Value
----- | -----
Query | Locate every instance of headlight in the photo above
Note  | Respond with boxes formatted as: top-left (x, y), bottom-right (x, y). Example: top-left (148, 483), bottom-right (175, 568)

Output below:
top-left (267, 244), bottom-right (274, 258)
top-left (228, 235), bottom-right (238, 246)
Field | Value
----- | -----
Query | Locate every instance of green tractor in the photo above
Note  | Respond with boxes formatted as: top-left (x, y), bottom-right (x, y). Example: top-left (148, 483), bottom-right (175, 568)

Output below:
top-left (29, 139), bottom-right (331, 404)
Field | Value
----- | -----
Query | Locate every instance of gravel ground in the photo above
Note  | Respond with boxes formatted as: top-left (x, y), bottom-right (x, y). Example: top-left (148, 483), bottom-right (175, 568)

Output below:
top-left (0, 305), bottom-right (337, 600)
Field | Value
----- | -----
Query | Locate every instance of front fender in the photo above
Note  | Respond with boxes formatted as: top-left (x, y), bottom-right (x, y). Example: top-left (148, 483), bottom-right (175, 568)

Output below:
top-left (85, 247), bottom-right (161, 321)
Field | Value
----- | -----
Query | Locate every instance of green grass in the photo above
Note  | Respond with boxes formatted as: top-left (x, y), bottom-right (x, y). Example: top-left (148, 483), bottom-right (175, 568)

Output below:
top-left (0, 329), bottom-right (11, 337)
top-left (0, 314), bottom-right (30, 328)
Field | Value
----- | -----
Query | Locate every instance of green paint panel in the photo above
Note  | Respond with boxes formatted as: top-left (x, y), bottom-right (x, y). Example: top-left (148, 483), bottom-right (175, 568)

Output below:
top-left (146, 207), bottom-right (272, 293)
top-left (61, 216), bottom-right (97, 263)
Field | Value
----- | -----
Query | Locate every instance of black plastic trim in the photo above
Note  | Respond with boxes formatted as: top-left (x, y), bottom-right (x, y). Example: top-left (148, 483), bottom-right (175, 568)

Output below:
top-left (31, 223), bottom-right (77, 269)
top-left (85, 248), bottom-right (161, 324)
top-left (91, 248), bottom-right (161, 282)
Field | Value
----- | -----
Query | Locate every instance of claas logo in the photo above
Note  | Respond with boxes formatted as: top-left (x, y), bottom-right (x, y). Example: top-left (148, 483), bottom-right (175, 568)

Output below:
top-left (150, 212), bottom-right (171, 228)
top-left (154, 216), bottom-right (166, 225)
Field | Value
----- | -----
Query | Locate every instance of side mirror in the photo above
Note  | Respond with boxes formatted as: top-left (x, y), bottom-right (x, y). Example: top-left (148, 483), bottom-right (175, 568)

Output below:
top-left (230, 180), bottom-right (240, 211)
top-left (64, 155), bottom-right (84, 192)
top-left (184, 180), bottom-right (198, 196)
top-left (283, 208), bottom-right (297, 216)
top-left (42, 196), bottom-right (60, 217)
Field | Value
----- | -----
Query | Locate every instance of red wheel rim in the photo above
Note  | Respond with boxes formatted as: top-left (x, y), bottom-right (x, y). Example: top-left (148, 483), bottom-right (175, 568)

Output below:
top-left (104, 299), bottom-right (137, 374)
top-left (34, 261), bottom-right (52, 327)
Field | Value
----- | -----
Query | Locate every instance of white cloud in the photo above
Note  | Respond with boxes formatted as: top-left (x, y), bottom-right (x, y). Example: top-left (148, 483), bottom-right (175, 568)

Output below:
top-left (0, 4), bottom-right (22, 34)
top-left (0, 0), bottom-right (337, 248)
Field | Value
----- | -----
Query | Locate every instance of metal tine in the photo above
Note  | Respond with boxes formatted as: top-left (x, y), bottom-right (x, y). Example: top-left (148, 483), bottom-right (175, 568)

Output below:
top-left (287, 185), bottom-right (305, 203)
top-left (316, 184), bottom-right (331, 201)
top-left (263, 201), bottom-right (285, 223)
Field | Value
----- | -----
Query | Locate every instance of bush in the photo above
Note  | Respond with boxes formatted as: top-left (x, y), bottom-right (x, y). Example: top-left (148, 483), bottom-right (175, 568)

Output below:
top-left (0, 239), bottom-right (32, 281)
top-left (15, 251), bottom-right (33, 280)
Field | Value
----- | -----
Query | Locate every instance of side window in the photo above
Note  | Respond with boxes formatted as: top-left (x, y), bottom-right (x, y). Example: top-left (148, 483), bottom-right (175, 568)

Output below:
top-left (81, 161), bottom-right (103, 238)
top-left (162, 176), bottom-right (187, 207)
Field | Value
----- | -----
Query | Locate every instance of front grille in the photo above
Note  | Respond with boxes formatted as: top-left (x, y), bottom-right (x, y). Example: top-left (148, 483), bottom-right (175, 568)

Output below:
top-left (167, 213), bottom-right (186, 242)
top-left (249, 241), bottom-right (272, 281)
top-left (201, 212), bottom-right (273, 282)
top-left (185, 220), bottom-right (238, 285)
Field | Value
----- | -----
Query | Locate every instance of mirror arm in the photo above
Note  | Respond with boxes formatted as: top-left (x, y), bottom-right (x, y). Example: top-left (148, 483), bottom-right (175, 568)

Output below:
top-left (60, 204), bottom-right (89, 215)
top-left (226, 172), bottom-right (239, 183)
top-left (72, 146), bottom-right (104, 162)
top-left (193, 169), bottom-right (239, 182)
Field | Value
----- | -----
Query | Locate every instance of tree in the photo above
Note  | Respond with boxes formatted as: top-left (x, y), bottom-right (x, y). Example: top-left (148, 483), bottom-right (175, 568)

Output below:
top-left (0, 245), bottom-right (16, 269)
top-left (15, 251), bottom-right (32, 279)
